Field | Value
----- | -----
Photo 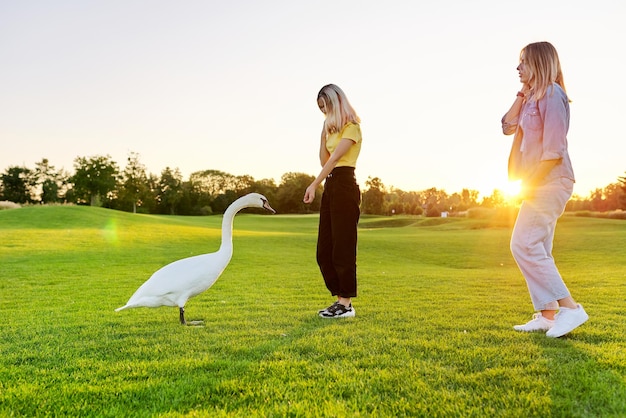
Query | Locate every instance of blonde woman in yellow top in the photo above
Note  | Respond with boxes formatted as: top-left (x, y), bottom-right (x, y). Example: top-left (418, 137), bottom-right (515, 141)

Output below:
top-left (304, 84), bottom-right (362, 318)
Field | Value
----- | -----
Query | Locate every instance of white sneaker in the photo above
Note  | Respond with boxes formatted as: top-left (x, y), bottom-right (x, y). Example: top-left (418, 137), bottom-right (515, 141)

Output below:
top-left (513, 313), bottom-right (554, 332)
top-left (546, 304), bottom-right (588, 338)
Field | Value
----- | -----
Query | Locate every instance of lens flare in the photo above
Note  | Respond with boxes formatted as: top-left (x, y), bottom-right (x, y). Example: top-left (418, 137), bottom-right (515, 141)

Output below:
top-left (102, 218), bottom-right (119, 245)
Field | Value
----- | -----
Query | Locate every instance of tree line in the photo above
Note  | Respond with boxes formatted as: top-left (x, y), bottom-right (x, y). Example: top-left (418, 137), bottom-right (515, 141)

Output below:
top-left (1, 153), bottom-right (625, 216)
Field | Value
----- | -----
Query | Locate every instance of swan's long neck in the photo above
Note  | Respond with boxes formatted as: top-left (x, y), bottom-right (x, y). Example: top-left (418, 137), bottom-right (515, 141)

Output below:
top-left (218, 200), bottom-right (246, 254)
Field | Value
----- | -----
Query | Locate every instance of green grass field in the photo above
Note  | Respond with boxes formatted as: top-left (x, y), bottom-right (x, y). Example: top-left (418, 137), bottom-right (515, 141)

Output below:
top-left (1, 206), bottom-right (625, 417)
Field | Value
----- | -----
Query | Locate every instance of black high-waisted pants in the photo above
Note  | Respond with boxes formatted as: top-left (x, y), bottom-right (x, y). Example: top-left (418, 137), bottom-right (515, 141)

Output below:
top-left (316, 166), bottom-right (361, 298)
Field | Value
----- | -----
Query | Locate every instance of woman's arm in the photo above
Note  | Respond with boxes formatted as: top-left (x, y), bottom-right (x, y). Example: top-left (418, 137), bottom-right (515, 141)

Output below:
top-left (303, 138), bottom-right (354, 204)
top-left (502, 86), bottom-right (530, 134)
top-left (521, 87), bottom-right (568, 198)
top-left (319, 130), bottom-right (330, 166)
top-left (540, 86), bottom-right (569, 161)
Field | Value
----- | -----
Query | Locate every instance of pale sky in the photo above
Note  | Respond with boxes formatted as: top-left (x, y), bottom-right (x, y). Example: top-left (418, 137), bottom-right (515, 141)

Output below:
top-left (1, 0), bottom-right (624, 198)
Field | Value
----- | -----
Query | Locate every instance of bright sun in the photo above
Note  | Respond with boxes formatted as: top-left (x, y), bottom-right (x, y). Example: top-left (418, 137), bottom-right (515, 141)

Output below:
top-left (502, 180), bottom-right (522, 201)
top-left (480, 180), bottom-right (522, 205)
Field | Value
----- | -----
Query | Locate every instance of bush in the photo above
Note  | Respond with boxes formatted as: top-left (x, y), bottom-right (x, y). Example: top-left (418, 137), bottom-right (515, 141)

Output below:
top-left (467, 207), bottom-right (496, 219)
top-left (607, 210), bottom-right (626, 220)
top-left (571, 210), bottom-right (626, 220)
top-left (493, 207), bottom-right (519, 226)
top-left (465, 206), bottom-right (519, 228)
top-left (0, 201), bottom-right (21, 210)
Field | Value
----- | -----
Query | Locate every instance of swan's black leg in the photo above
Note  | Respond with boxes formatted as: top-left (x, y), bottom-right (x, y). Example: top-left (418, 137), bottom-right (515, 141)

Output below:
top-left (180, 306), bottom-right (203, 326)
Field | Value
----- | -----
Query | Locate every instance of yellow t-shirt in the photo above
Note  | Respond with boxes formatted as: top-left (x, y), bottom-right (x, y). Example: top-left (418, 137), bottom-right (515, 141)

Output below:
top-left (326, 122), bottom-right (362, 168)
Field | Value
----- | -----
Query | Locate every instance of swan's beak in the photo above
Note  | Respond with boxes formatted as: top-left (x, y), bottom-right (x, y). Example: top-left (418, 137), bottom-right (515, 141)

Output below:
top-left (262, 199), bottom-right (276, 214)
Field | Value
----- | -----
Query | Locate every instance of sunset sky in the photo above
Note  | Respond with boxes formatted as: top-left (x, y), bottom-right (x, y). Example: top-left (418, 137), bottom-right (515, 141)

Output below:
top-left (1, 0), bottom-right (624, 199)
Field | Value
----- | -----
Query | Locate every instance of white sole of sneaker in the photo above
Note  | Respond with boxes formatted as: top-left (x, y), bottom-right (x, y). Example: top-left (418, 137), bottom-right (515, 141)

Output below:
top-left (546, 316), bottom-right (588, 338)
top-left (319, 310), bottom-right (355, 319)
top-left (513, 325), bottom-right (553, 332)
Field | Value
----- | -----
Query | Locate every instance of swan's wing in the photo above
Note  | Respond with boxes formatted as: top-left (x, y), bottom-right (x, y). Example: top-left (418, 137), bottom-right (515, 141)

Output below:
top-left (122, 252), bottom-right (231, 308)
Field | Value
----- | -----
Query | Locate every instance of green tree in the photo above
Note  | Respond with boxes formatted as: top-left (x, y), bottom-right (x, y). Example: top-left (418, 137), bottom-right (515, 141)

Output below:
top-left (186, 169), bottom-right (236, 213)
top-left (143, 173), bottom-right (160, 213)
top-left (118, 152), bottom-right (151, 213)
top-left (70, 155), bottom-right (119, 206)
top-left (231, 174), bottom-right (256, 195)
top-left (157, 167), bottom-right (184, 215)
top-left (211, 190), bottom-right (239, 214)
top-left (362, 176), bottom-right (385, 215)
top-left (210, 173), bottom-right (259, 213)
top-left (383, 189), bottom-right (425, 215)
top-left (212, 175), bottom-right (275, 214)
top-left (566, 194), bottom-right (591, 212)
top-left (384, 188), bottom-right (403, 215)
top-left (422, 187), bottom-right (450, 216)
top-left (276, 172), bottom-right (318, 213)
top-left (0, 166), bottom-right (33, 204)
top-left (33, 158), bottom-right (67, 204)
top-left (618, 172), bottom-right (626, 209)
top-left (589, 183), bottom-right (623, 212)
top-left (461, 189), bottom-right (480, 210)
top-left (480, 189), bottom-right (507, 209)
top-left (190, 169), bottom-right (237, 197)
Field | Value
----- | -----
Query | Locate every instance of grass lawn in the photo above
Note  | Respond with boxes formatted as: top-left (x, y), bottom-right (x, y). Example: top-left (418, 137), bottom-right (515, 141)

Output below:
top-left (0, 206), bottom-right (625, 417)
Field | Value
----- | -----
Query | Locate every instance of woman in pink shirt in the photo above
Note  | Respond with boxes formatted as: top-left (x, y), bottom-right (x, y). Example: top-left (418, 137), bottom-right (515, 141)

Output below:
top-left (502, 42), bottom-right (588, 338)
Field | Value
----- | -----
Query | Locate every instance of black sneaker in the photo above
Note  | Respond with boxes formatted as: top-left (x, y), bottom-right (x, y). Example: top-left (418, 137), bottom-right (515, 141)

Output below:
top-left (319, 302), bottom-right (355, 318)
top-left (318, 301), bottom-right (340, 314)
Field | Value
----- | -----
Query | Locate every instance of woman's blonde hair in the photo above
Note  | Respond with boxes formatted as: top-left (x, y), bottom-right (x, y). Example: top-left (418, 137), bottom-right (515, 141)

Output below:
top-left (317, 84), bottom-right (360, 136)
top-left (521, 41), bottom-right (568, 101)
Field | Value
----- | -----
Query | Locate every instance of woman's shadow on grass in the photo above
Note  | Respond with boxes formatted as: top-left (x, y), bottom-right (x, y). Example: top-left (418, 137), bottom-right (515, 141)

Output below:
top-left (534, 325), bottom-right (626, 416)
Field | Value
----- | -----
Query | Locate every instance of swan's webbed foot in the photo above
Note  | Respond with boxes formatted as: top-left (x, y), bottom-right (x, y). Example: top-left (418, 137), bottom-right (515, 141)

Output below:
top-left (179, 307), bottom-right (204, 326)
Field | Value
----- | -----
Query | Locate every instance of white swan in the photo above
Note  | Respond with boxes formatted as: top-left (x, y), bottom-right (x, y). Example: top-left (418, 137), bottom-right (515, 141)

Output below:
top-left (115, 193), bottom-right (275, 325)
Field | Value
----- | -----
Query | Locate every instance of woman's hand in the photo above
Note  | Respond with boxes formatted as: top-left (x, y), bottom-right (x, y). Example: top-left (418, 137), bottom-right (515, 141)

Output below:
top-left (521, 159), bottom-right (561, 200)
top-left (303, 184), bottom-right (317, 204)
top-left (304, 138), bottom-right (355, 204)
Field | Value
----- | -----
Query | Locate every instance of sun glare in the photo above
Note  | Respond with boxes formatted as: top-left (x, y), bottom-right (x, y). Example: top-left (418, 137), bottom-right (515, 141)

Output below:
top-left (479, 181), bottom-right (522, 205)
top-left (503, 180), bottom-right (522, 199)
